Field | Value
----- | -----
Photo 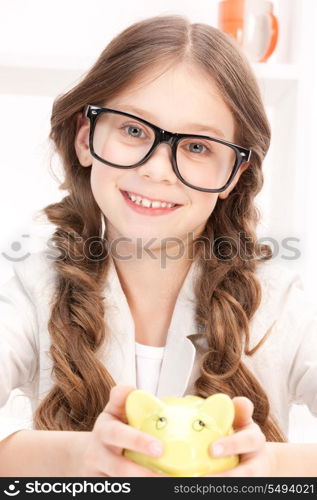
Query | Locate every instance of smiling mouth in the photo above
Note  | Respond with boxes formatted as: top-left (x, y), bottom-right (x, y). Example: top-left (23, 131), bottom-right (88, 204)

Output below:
top-left (121, 190), bottom-right (183, 208)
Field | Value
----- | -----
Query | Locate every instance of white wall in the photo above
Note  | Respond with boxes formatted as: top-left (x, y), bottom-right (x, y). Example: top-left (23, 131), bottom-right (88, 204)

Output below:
top-left (0, 0), bottom-right (316, 445)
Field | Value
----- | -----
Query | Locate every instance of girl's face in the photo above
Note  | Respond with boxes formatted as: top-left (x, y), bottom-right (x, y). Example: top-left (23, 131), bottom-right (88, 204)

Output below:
top-left (75, 61), bottom-right (248, 251)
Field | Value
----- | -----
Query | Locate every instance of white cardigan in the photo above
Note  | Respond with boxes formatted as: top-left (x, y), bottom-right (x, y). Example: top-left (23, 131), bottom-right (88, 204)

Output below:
top-left (0, 249), bottom-right (317, 440)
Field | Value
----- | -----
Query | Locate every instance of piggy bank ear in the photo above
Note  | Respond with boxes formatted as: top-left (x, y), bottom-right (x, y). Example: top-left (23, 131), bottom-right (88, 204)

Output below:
top-left (200, 393), bottom-right (235, 434)
top-left (125, 390), bottom-right (165, 429)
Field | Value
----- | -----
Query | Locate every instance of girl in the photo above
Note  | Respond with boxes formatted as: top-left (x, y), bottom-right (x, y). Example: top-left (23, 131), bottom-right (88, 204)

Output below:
top-left (0, 15), bottom-right (317, 477)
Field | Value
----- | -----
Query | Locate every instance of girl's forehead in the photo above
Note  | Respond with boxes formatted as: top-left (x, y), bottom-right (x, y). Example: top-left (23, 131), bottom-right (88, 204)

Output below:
top-left (106, 62), bottom-right (235, 139)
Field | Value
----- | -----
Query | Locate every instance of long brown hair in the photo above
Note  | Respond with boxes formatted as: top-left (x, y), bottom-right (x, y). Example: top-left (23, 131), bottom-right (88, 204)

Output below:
top-left (34, 15), bottom-right (286, 441)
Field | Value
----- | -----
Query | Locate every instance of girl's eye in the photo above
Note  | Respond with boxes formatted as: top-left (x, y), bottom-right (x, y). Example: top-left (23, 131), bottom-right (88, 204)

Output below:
top-left (187, 142), bottom-right (209, 154)
top-left (123, 124), bottom-right (145, 138)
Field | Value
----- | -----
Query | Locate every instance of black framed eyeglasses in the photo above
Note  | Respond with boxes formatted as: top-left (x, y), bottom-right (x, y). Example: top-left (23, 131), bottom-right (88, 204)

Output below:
top-left (84, 104), bottom-right (251, 193)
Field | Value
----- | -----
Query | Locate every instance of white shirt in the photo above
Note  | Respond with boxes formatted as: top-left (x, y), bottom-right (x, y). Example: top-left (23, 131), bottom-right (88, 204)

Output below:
top-left (0, 248), bottom-right (317, 441)
top-left (135, 342), bottom-right (165, 396)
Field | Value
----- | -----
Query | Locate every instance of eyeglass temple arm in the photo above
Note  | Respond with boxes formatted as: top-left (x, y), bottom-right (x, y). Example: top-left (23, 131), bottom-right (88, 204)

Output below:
top-left (84, 104), bottom-right (91, 119)
top-left (241, 149), bottom-right (252, 162)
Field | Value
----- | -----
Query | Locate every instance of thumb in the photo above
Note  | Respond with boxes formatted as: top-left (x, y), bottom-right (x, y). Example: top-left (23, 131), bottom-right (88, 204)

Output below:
top-left (103, 384), bottom-right (137, 423)
top-left (232, 396), bottom-right (254, 429)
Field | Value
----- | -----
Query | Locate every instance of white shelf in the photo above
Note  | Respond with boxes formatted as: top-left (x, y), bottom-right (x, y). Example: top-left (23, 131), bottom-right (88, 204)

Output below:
top-left (252, 62), bottom-right (301, 81)
top-left (0, 52), bottom-right (94, 70)
top-left (0, 53), bottom-right (92, 96)
top-left (0, 52), bottom-right (303, 99)
top-left (0, 52), bottom-right (302, 78)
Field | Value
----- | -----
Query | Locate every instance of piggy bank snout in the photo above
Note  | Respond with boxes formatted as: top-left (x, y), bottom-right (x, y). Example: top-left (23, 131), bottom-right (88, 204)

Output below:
top-left (164, 440), bottom-right (200, 464)
top-left (155, 439), bottom-right (211, 475)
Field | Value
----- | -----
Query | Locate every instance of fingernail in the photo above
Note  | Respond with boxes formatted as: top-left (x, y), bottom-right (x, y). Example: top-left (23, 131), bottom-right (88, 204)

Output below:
top-left (212, 442), bottom-right (225, 457)
top-left (149, 441), bottom-right (163, 457)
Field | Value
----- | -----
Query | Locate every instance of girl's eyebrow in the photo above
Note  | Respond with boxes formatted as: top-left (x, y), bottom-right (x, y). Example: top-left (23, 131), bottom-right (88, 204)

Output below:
top-left (112, 103), bottom-right (226, 139)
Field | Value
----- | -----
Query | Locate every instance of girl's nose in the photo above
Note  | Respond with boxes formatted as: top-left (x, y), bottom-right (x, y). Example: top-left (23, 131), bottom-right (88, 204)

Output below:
top-left (137, 143), bottom-right (178, 184)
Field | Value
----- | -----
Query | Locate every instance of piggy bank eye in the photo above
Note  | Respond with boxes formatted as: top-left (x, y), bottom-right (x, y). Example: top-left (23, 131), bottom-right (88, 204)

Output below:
top-left (155, 416), bottom-right (167, 430)
top-left (192, 419), bottom-right (206, 431)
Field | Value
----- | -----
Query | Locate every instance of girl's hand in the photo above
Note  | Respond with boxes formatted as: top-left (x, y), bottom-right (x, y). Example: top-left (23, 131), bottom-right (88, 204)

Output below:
top-left (79, 385), bottom-right (166, 477)
top-left (205, 397), bottom-right (276, 477)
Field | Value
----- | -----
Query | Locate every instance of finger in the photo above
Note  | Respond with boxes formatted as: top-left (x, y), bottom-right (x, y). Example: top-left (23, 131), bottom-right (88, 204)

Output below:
top-left (103, 385), bottom-right (137, 423)
top-left (100, 417), bottom-right (164, 458)
top-left (232, 396), bottom-right (254, 429)
top-left (104, 452), bottom-right (167, 477)
top-left (210, 422), bottom-right (265, 458)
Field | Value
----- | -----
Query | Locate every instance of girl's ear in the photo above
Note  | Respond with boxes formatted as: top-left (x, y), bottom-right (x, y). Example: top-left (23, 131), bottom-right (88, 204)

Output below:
top-left (218, 162), bottom-right (250, 200)
top-left (74, 112), bottom-right (92, 167)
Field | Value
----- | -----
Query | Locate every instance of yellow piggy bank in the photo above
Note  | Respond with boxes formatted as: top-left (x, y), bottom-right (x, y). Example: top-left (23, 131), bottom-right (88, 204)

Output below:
top-left (123, 390), bottom-right (239, 477)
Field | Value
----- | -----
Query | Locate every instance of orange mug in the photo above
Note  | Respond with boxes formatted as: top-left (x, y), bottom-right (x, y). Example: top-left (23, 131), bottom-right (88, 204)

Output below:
top-left (218, 0), bottom-right (279, 62)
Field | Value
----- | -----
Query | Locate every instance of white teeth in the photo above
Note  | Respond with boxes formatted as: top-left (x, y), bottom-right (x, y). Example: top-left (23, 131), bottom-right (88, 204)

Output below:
top-left (127, 192), bottom-right (176, 208)
top-left (142, 199), bottom-right (152, 208)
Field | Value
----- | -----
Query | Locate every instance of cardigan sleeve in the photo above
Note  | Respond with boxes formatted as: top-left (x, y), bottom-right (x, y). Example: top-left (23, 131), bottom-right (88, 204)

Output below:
top-left (0, 267), bottom-right (39, 440)
top-left (286, 286), bottom-right (317, 417)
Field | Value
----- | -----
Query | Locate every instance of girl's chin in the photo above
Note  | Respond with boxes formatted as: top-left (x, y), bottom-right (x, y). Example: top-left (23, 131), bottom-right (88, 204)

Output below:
top-left (109, 228), bottom-right (184, 248)
top-left (116, 232), bottom-right (174, 246)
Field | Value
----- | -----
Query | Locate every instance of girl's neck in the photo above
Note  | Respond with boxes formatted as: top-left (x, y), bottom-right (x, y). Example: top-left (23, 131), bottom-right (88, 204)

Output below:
top-left (112, 248), bottom-right (193, 310)
top-left (111, 250), bottom-right (194, 347)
